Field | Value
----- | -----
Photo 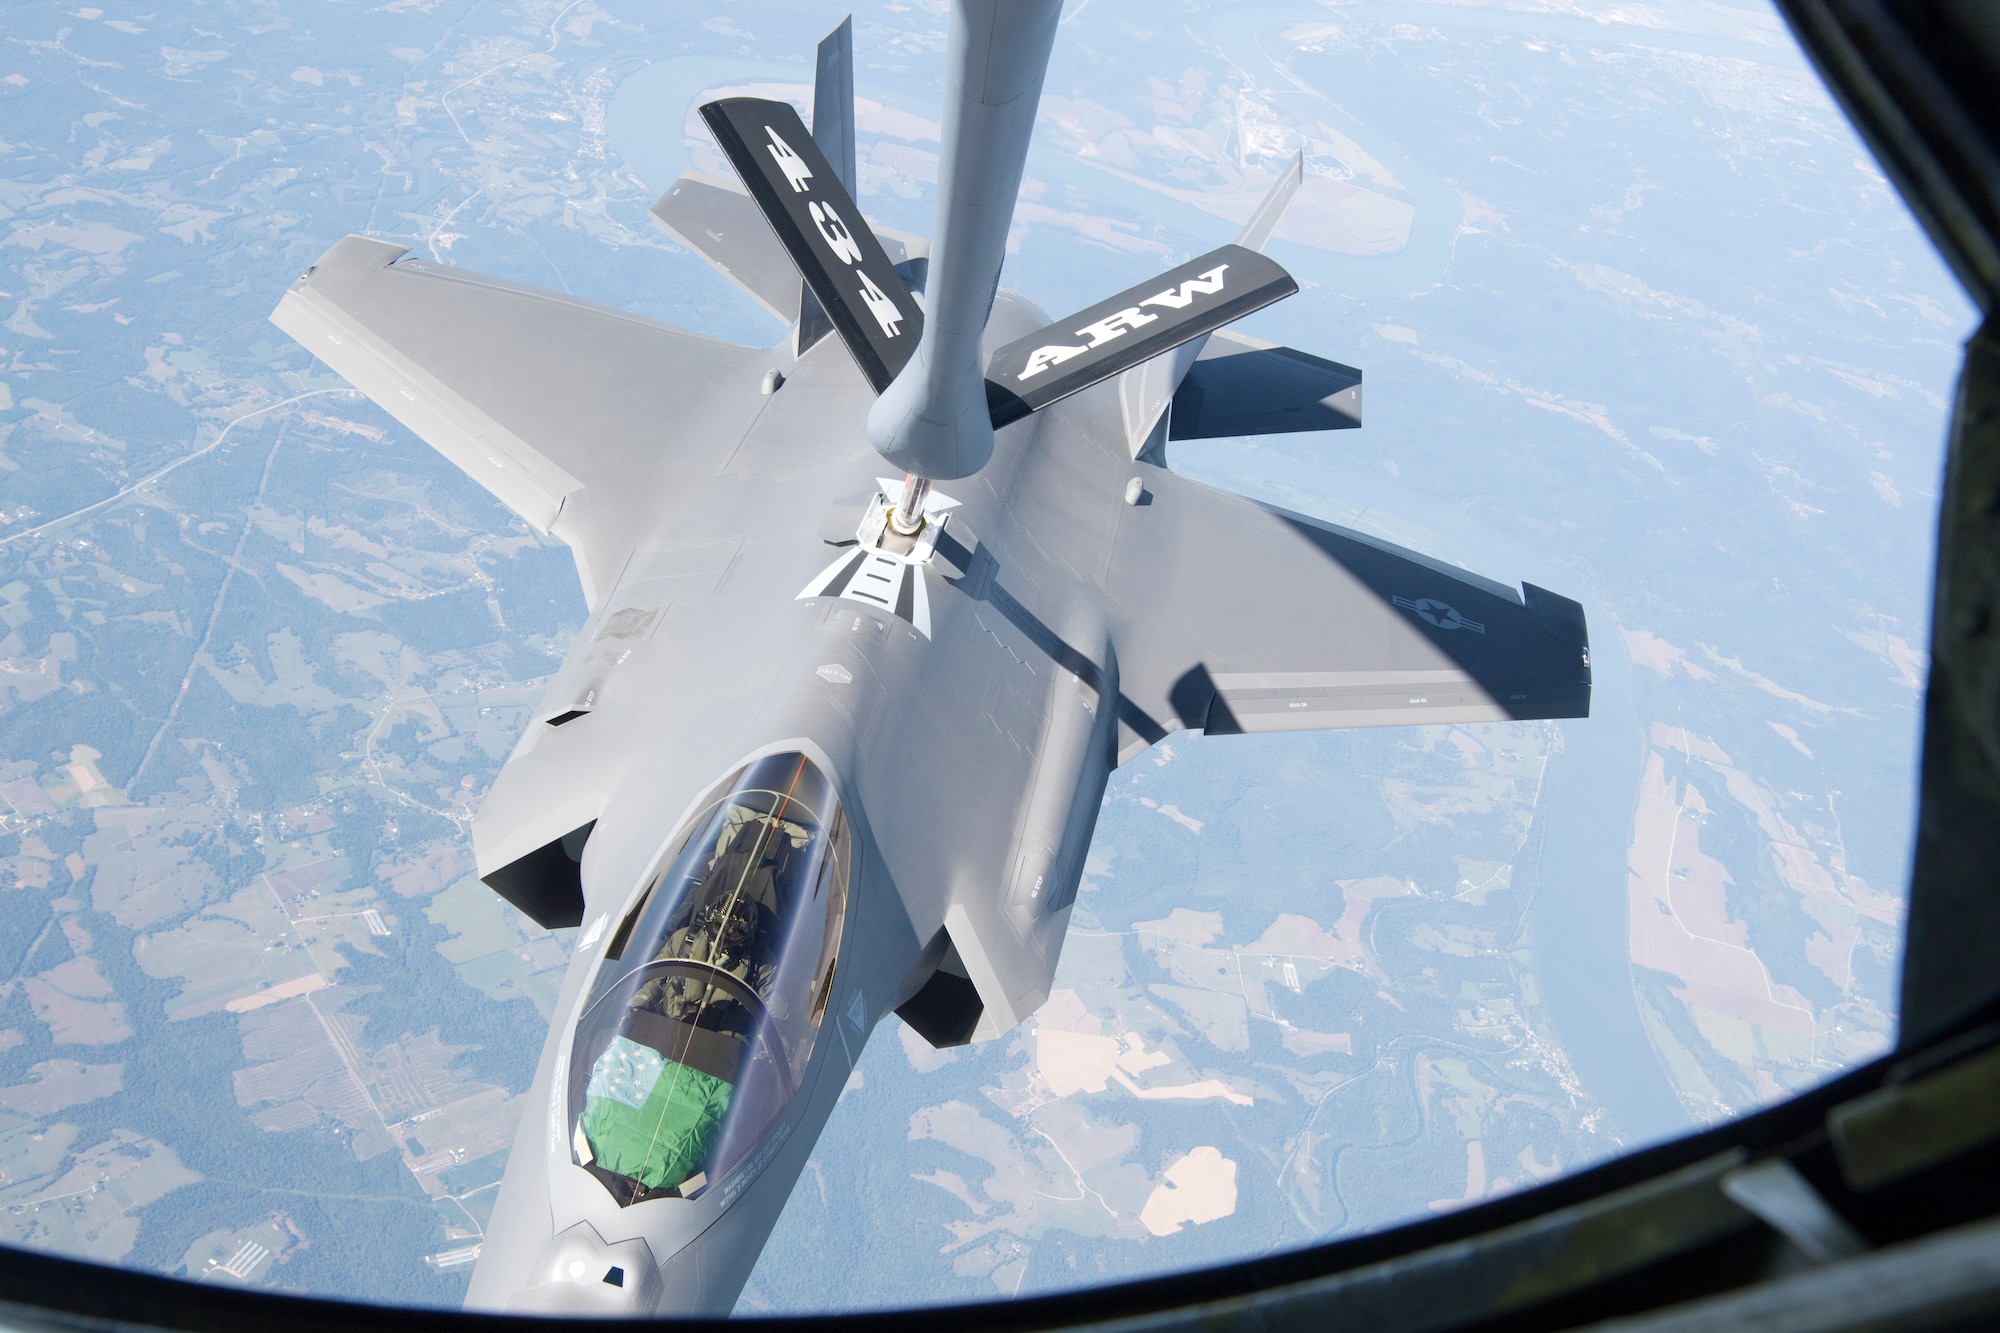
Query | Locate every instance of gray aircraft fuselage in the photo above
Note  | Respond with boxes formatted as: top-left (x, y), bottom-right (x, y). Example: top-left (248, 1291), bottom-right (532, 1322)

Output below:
top-left (277, 222), bottom-right (1588, 1312)
top-left (462, 291), bottom-right (1121, 1314)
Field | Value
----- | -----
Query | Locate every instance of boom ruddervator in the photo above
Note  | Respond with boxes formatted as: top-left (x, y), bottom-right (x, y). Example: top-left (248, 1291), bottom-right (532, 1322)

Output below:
top-left (565, 753), bottom-right (849, 1207)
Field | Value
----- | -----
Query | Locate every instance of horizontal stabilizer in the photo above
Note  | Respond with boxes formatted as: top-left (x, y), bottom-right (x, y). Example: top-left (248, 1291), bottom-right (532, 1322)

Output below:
top-left (651, 170), bottom-right (927, 326)
top-left (701, 97), bottom-right (925, 390)
top-left (984, 243), bottom-right (1297, 428)
top-left (1170, 330), bottom-right (1362, 439)
top-left (649, 171), bottom-right (800, 322)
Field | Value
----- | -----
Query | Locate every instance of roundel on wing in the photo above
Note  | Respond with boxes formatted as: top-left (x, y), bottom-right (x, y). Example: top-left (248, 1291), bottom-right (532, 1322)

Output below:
top-left (1413, 598), bottom-right (1471, 630)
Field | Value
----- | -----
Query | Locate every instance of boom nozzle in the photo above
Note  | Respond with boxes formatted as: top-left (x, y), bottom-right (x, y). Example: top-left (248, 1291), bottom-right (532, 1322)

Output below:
top-left (866, 0), bottom-right (1062, 482)
top-left (888, 473), bottom-right (933, 535)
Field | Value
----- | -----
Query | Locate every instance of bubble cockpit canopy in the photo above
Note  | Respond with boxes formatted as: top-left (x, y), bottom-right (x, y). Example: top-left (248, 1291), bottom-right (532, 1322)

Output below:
top-left (568, 753), bottom-right (850, 1207)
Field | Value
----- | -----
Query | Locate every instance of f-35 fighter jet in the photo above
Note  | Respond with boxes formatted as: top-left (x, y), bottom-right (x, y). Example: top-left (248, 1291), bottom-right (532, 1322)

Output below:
top-left (270, 0), bottom-right (1589, 1315)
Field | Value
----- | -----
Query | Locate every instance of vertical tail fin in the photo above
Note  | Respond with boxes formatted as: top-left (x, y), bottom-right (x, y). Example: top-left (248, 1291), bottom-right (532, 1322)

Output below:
top-left (865, 0), bottom-right (1063, 481)
top-left (1236, 150), bottom-right (1304, 253)
top-left (799, 16), bottom-right (860, 353)
top-left (701, 96), bottom-right (924, 388)
top-left (1106, 153), bottom-right (1309, 455)
top-left (813, 17), bottom-right (858, 193)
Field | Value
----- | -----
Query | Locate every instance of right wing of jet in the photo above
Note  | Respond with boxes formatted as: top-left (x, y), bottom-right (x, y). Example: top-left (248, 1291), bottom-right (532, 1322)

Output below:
top-left (271, 235), bottom-right (767, 607)
top-left (1102, 466), bottom-right (1590, 762)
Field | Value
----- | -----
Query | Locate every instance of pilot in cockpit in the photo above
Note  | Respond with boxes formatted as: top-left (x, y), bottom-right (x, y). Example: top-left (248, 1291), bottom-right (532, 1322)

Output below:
top-left (630, 810), bottom-right (807, 1033)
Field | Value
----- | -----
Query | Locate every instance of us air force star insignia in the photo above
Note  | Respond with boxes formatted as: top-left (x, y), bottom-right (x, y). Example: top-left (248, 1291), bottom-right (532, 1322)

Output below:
top-left (1393, 595), bottom-right (1486, 634)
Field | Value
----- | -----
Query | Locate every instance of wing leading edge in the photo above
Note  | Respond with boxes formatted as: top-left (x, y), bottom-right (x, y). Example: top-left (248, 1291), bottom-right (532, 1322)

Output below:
top-left (1104, 466), bottom-right (1590, 762)
top-left (271, 236), bottom-right (768, 607)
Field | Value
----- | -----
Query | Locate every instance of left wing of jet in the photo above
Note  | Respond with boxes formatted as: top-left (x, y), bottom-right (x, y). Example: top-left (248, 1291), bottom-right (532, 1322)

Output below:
top-left (271, 236), bottom-right (767, 607)
top-left (1102, 465), bottom-right (1590, 762)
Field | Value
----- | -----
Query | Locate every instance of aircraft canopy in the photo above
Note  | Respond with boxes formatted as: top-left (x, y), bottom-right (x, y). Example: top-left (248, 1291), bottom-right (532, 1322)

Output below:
top-left (567, 753), bottom-right (849, 1207)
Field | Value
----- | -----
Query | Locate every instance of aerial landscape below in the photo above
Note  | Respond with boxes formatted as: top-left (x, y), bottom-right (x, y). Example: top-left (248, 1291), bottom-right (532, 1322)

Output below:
top-left (0, 0), bottom-right (1975, 1313)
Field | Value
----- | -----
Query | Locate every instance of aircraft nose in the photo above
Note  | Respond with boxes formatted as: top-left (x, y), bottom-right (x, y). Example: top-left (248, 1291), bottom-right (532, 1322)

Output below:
top-left (506, 1221), bottom-right (663, 1315)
